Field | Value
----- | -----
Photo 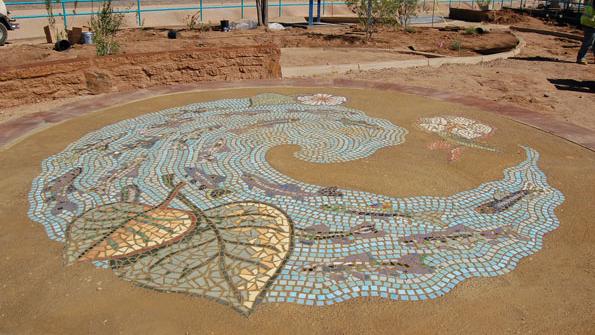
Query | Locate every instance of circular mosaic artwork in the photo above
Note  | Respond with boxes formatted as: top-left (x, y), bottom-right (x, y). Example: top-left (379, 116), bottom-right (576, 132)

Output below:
top-left (28, 92), bottom-right (564, 315)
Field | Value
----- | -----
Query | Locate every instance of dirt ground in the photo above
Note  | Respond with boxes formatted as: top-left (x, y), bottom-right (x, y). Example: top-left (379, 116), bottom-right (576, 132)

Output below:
top-left (511, 13), bottom-right (584, 35)
top-left (280, 47), bottom-right (428, 67)
top-left (1, 1), bottom-right (594, 330)
top-left (316, 31), bottom-right (595, 133)
top-left (3, 27), bottom-right (591, 132)
top-left (0, 25), bottom-right (521, 68)
top-left (0, 86), bottom-right (594, 334)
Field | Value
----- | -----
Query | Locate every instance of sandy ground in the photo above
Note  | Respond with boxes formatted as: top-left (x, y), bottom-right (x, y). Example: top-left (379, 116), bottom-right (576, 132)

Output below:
top-left (280, 47), bottom-right (427, 66)
top-left (0, 87), bottom-right (593, 334)
top-left (0, 25), bottom-right (520, 68)
top-left (5, 2), bottom-right (354, 40)
top-left (0, 4), bottom-right (593, 332)
top-left (314, 31), bottom-right (595, 133)
top-left (2, 27), bottom-right (591, 133)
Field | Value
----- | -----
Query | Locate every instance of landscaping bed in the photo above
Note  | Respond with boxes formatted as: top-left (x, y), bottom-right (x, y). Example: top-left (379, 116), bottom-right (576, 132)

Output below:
top-left (0, 25), bottom-right (520, 68)
top-left (0, 24), bottom-right (521, 108)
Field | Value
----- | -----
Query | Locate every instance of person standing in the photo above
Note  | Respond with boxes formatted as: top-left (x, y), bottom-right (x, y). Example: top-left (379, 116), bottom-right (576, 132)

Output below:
top-left (578, 0), bottom-right (595, 64)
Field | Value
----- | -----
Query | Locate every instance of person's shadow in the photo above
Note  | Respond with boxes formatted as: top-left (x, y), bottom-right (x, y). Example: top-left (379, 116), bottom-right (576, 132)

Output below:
top-left (548, 79), bottom-right (595, 93)
top-left (511, 56), bottom-right (576, 64)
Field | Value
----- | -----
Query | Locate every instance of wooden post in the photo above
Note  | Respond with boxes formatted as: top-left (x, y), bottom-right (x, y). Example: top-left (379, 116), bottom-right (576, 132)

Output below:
top-left (43, 25), bottom-right (53, 43)
top-left (68, 27), bottom-right (82, 44)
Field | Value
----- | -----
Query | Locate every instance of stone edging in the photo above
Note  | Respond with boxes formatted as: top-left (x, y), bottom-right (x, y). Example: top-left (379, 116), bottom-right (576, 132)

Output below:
top-left (282, 33), bottom-right (526, 78)
top-left (1, 78), bottom-right (593, 152)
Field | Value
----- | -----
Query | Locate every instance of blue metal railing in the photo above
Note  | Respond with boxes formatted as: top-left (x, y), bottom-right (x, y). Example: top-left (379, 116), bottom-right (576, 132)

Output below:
top-left (6, 0), bottom-right (350, 29)
top-left (6, 0), bottom-right (523, 30)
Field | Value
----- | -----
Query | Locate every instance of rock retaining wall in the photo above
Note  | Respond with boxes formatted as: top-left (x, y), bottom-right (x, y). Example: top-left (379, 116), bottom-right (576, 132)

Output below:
top-left (0, 45), bottom-right (281, 108)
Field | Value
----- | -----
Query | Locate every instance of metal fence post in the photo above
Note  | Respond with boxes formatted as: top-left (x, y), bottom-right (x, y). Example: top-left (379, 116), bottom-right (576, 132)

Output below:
top-left (241, 0), bottom-right (244, 18)
top-left (61, 0), bottom-right (68, 30)
top-left (431, 0), bottom-right (435, 27)
top-left (137, 0), bottom-right (142, 26)
top-left (317, 0), bottom-right (321, 22)
top-left (279, 0), bottom-right (282, 17)
top-left (308, 0), bottom-right (314, 25)
top-left (200, 0), bottom-right (203, 21)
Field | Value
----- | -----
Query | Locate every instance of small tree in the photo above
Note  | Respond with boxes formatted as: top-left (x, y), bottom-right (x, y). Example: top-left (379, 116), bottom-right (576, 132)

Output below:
top-left (90, 0), bottom-right (124, 56)
top-left (44, 0), bottom-right (66, 41)
top-left (185, 11), bottom-right (201, 30)
top-left (475, 0), bottom-right (491, 10)
top-left (255, 0), bottom-right (269, 26)
top-left (44, 0), bottom-right (56, 31)
top-left (395, 0), bottom-right (418, 28)
top-left (346, 0), bottom-right (398, 39)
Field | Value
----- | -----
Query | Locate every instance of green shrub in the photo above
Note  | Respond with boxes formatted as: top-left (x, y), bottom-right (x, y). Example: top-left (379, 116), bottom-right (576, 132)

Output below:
top-left (396, 0), bottom-right (418, 28)
top-left (196, 23), bottom-right (211, 32)
top-left (44, 0), bottom-right (66, 42)
top-left (345, 0), bottom-right (398, 39)
top-left (185, 11), bottom-right (201, 30)
top-left (450, 39), bottom-right (462, 51)
top-left (463, 26), bottom-right (478, 35)
top-left (475, 0), bottom-right (491, 9)
top-left (345, 0), bottom-right (418, 39)
top-left (90, 0), bottom-right (125, 56)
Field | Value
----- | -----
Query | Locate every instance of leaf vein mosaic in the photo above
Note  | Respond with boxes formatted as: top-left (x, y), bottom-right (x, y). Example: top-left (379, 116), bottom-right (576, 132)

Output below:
top-left (28, 92), bottom-right (564, 315)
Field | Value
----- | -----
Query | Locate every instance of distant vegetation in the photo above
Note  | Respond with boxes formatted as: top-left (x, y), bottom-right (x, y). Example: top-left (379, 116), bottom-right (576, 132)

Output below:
top-left (346, 0), bottom-right (418, 39)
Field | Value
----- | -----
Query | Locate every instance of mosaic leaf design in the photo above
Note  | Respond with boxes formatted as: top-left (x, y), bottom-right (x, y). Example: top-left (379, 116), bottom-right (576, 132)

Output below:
top-left (64, 182), bottom-right (196, 265)
top-left (111, 176), bottom-right (293, 315)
